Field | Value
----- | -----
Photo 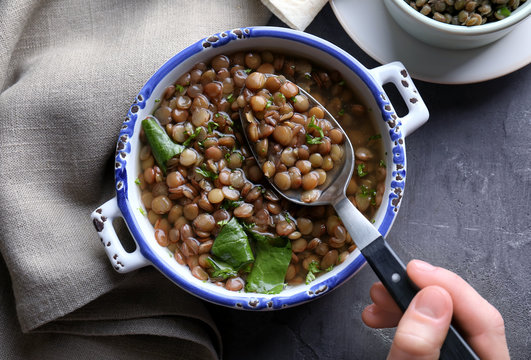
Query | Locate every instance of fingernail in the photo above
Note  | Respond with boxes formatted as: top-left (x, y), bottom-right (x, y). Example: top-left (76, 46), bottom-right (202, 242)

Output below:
top-left (413, 259), bottom-right (436, 271)
top-left (413, 287), bottom-right (448, 320)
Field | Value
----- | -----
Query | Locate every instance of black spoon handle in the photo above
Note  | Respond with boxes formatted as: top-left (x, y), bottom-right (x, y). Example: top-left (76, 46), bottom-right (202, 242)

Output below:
top-left (361, 237), bottom-right (479, 360)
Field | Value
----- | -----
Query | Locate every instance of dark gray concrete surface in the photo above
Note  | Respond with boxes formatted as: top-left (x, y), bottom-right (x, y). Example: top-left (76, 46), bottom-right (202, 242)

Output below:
top-left (208, 4), bottom-right (531, 359)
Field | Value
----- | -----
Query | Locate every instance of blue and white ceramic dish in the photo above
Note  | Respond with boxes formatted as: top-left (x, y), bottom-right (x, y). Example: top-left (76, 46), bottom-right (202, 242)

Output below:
top-left (91, 26), bottom-right (428, 310)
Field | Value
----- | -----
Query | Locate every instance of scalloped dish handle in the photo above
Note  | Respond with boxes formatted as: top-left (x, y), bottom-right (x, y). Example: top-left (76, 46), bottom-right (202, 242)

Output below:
top-left (91, 197), bottom-right (150, 273)
top-left (369, 62), bottom-right (429, 138)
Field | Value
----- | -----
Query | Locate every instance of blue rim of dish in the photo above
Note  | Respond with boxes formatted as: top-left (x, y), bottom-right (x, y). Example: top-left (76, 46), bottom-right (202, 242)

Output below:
top-left (112, 26), bottom-right (406, 310)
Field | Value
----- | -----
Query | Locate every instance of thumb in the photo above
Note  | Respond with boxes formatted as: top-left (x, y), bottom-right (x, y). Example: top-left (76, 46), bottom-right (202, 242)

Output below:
top-left (388, 286), bottom-right (453, 360)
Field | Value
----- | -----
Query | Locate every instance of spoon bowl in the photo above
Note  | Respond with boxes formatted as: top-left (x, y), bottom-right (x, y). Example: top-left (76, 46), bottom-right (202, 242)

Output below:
top-left (239, 77), bottom-right (354, 206)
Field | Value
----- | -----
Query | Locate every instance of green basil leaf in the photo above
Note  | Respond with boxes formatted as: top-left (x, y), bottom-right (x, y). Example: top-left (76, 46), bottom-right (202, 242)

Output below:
top-left (245, 231), bottom-right (292, 294)
top-left (211, 217), bottom-right (254, 270)
top-left (206, 257), bottom-right (238, 280)
top-left (141, 116), bottom-right (185, 173)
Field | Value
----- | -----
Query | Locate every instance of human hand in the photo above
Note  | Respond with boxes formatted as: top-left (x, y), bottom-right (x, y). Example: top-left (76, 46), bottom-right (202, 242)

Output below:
top-left (362, 260), bottom-right (509, 360)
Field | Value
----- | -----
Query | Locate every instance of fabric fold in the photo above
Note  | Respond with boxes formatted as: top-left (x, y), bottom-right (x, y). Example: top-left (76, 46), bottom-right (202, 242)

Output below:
top-left (0, 0), bottom-right (271, 358)
top-left (260, 0), bottom-right (328, 30)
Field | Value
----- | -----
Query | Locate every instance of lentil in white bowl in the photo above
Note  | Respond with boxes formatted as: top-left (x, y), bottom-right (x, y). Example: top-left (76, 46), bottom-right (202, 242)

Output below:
top-left (384, 0), bottom-right (531, 49)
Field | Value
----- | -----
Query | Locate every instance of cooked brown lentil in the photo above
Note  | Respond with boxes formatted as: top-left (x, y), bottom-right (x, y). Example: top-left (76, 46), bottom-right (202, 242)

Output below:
top-left (406, 0), bottom-right (527, 25)
top-left (240, 75), bottom-right (348, 204)
top-left (138, 51), bottom-right (386, 290)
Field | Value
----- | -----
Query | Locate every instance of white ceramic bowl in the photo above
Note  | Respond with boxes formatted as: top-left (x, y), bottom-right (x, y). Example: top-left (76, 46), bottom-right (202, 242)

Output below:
top-left (384, 0), bottom-right (531, 49)
top-left (91, 26), bottom-right (428, 310)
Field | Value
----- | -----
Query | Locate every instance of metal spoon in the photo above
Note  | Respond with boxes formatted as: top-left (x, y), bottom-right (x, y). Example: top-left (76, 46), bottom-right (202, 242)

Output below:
top-left (239, 75), bottom-right (478, 360)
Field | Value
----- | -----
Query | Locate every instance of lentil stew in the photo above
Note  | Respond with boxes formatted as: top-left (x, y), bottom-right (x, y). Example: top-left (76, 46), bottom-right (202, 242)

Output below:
top-left (136, 51), bottom-right (386, 293)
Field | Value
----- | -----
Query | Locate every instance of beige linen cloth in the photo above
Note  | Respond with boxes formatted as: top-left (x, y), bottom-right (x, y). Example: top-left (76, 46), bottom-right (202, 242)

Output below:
top-left (0, 0), bottom-right (270, 359)
top-left (261, 0), bottom-right (328, 30)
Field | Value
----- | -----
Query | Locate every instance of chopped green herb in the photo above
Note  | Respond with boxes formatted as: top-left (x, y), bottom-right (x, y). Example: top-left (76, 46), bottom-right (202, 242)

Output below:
top-left (207, 121), bottom-right (219, 133)
top-left (326, 265), bottom-right (334, 272)
top-left (306, 116), bottom-right (324, 144)
top-left (308, 115), bottom-right (325, 138)
top-left (368, 134), bottom-right (382, 141)
top-left (224, 152), bottom-right (231, 161)
top-left (226, 93), bottom-right (235, 103)
top-left (338, 109), bottom-right (345, 116)
top-left (134, 178), bottom-right (141, 185)
top-left (496, 6), bottom-right (511, 18)
top-left (221, 199), bottom-right (243, 210)
top-left (154, 98), bottom-right (160, 103)
top-left (217, 219), bottom-right (229, 227)
top-left (290, 65), bottom-right (295, 70)
top-left (379, 160), bottom-right (386, 168)
top-left (195, 164), bottom-right (218, 180)
top-left (244, 68), bottom-right (252, 74)
top-left (304, 73), bottom-right (312, 80)
top-left (277, 93), bottom-right (286, 101)
top-left (290, 96), bottom-right (297, 103)
top-left (306, 134), bottom-right (323, 145)
top-left (283, 212), bottom-right (292, 224)
top-left (138, 207), bottom-right (146, 216)
top-left (338, 80), bottom-right (345, 86)
top-left (215, 113), bottom-right (220, 118)
top-left (357, 163), bottom-right (368, 177)
top-left (197, 139), bottom-right (205, 148)
top-left (240, 221), bottom-right (256, 231)
top-left (371, 219), bottom-right (376, 224)
top-left (182, 127), bottom-right (201, 147)
top-left (266, 99), bottom-right (273, 109)
top-left (175, 84), bottom-right (184, 93)
top-left (360, 185), bottom-right (377, 200)
top-left (305, 260), bottom-right (320, 285)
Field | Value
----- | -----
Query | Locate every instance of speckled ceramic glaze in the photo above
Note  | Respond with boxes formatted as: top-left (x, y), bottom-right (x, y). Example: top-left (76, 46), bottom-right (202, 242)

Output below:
top-left (91, 27), bottom-right (428, 310)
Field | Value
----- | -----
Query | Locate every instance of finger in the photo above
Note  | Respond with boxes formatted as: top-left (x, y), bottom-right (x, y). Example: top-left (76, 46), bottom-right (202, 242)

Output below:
top-left (407, 260), bottom-right (509, 360)
top-left (388, 286), bottom-right (453, 360)
top-left (362, 303), bottom-right (403, 329)
top-left (370, 282), bottom-right (402, 314)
